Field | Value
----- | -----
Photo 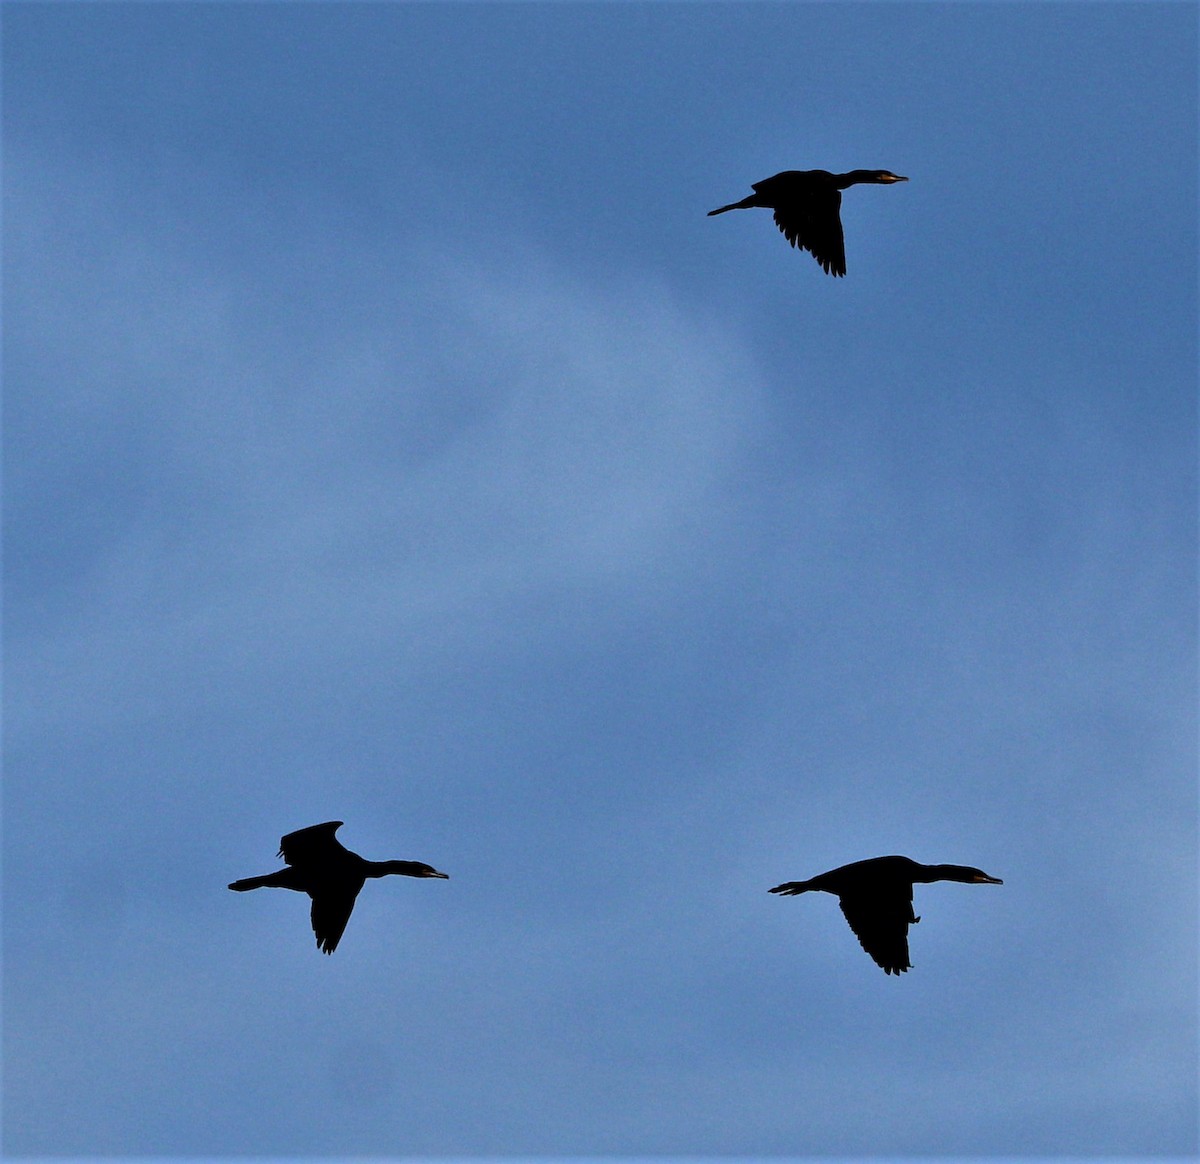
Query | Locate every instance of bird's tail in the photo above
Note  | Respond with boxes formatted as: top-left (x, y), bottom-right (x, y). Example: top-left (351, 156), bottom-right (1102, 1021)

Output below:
top-left (228, 871), bottom-right (293, 892)
top-left (707, 195), bottom-right (758, 216)
top-left (768, 880), bottom-right (814, 896)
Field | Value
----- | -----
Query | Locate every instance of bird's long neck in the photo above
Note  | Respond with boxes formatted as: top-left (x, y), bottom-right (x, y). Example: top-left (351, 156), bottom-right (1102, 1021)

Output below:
top-left (835, 170), bottom-right (880, 189)
top-left (913, 863), bottom-right (980, 884)
top-left (364, 859), bottom-right (426, 878)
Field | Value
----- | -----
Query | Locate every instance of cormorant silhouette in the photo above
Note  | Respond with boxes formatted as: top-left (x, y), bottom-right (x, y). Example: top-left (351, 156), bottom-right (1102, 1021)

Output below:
top-left (229, 821), bottom-right (448, 953)
top-left (708, 169), bottom-right (908, 276)
top-left (769, 855), bottom-right (1002, 974)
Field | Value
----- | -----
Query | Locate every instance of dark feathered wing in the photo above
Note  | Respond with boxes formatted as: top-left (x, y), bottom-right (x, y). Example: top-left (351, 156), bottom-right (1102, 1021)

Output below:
top-left (310, 891), bottom-right (358, 954)
top-left (278, 820), bottom-right (347, 865)
top-left (837, 888), bottom-right (914, 975)
top-left (772, 188), bottom-right (846, 276)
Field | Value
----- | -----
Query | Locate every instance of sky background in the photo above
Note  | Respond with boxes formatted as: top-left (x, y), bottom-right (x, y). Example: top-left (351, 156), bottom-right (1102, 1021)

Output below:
top-left (3, 2), bottom-right (1196, 1159)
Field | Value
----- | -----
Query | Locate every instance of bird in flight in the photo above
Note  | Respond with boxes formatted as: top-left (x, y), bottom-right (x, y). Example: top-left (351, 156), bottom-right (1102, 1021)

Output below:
top-left (708, 168), bottom-right (908, 276)
top-left (769, 855), bottom-right (1002, 974)
top-left (229, 821), bottom-right (448, 954)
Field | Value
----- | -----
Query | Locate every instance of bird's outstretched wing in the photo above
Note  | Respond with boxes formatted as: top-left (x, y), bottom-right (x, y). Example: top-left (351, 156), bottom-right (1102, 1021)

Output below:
top-left (278, 820), bottom-right (347, 865)
top-left (837, 889), bottom-right (914, 975)
top-left (773, 189), bottom-right (846, 276)
top-left (310, 891), bottom-right (357, 955)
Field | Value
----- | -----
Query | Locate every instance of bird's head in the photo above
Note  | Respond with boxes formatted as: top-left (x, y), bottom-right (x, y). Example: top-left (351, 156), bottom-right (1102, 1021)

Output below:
top-left (966, 868), bottom-right (1003, 885)
top-left (838, 170), bottom-right (909, 189)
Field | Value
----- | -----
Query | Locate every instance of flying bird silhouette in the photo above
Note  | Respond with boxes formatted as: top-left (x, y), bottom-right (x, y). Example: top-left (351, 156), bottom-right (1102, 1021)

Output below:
top-left (229, 821), bottom-right (448, 953)
top-left (708, 168), bottom-right (908, 276)
top-left (769, 855), bottom-right (1002, 974)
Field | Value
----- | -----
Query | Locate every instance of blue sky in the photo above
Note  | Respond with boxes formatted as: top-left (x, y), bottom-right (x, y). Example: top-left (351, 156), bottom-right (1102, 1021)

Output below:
top-left (3, 1), bottom-right (1196, 1158)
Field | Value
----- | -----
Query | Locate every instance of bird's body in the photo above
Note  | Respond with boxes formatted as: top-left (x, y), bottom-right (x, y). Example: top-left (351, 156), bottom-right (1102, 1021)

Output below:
top-left (708, 168), bottom-right (907, 276)
top-left (229, 821), bottom-right (447, 953)
top-left (769, 855), bottom-right (1002, 974)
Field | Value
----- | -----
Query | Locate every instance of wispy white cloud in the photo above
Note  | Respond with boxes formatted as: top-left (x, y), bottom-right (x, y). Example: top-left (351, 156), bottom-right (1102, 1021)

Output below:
top-left (7, 147), bottom-right (766, 742)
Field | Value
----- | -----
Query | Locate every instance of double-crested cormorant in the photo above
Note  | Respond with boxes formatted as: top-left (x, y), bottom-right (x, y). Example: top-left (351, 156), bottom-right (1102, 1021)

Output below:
top-left (228, 821), bottom-right (448, 954)
top-left (769, 855), bottom-right (1002, 974)
top-left (708, 169), bottom-right (908, 276)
